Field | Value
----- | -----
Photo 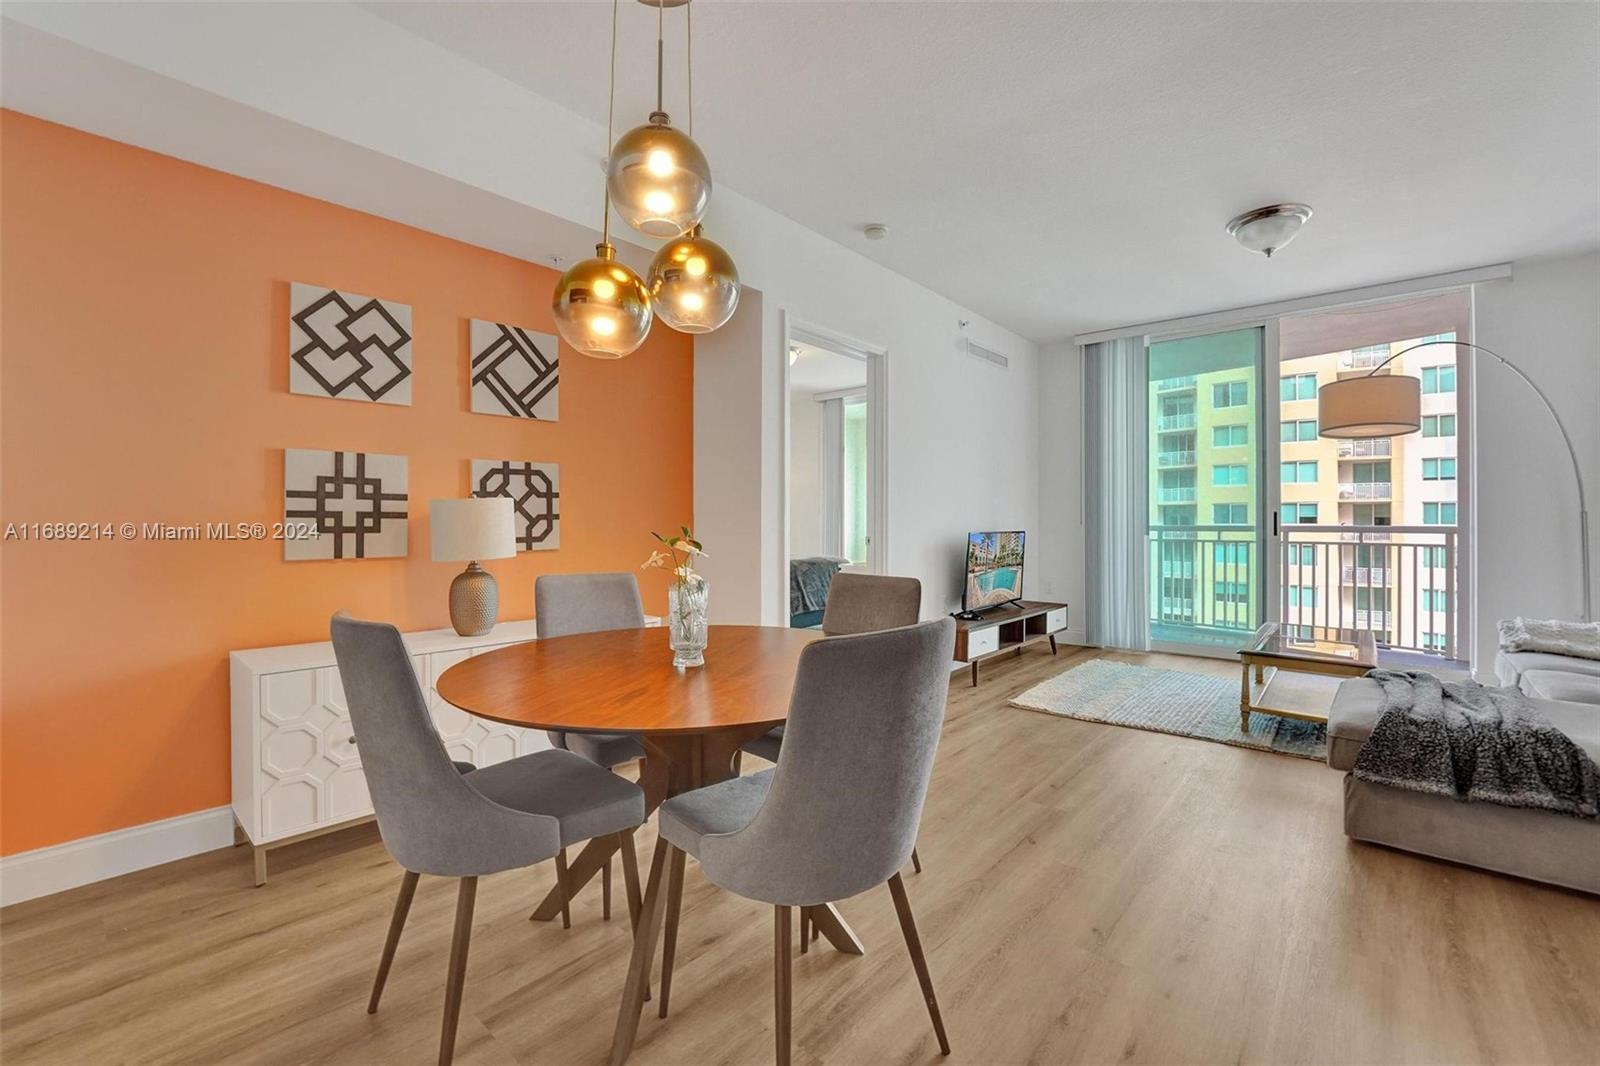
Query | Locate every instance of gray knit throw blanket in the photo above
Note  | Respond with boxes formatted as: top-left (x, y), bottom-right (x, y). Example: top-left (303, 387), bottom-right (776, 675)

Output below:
top-left (1353, 670), bottom-right (1599, 819)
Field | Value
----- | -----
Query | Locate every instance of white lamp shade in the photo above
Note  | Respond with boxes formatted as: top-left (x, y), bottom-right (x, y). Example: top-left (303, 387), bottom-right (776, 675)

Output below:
top-left (1317, 375), bottom-right (1422, 438)
top-left (430, 497), bottom-right (516, 562)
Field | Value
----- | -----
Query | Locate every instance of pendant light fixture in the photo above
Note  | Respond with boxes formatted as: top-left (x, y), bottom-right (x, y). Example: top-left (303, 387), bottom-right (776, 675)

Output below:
top-left (607, 0), bottom-right (712, 237)
top-left (552, 0), bottom-right (653, 359)
top-left (648, 224), bottom-right (739, 333)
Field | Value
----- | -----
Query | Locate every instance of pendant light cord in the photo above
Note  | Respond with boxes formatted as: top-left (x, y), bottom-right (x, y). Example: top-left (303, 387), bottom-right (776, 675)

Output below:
top-left (656, 0), bottom-right (665, 113)
top-left (686, 0), bottom-right (694, 136)
top-left (601, 0), bottom-right (619, 247)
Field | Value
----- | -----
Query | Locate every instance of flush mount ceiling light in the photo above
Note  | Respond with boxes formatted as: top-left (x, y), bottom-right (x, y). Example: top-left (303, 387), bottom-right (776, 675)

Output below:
top-left (1225, 203), bottom-right (1313, 258)
top-left (863, 223), bottom-right (889, 241)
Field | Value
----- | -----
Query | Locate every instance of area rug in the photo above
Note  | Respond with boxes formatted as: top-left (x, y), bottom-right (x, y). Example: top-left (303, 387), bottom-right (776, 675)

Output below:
top-left (1008, 659), bottom-right (1328, 761)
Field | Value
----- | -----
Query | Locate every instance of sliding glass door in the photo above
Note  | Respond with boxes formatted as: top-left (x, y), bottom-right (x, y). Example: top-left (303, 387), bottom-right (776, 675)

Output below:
top-left (1146, 327), bottom-right (1267, 653)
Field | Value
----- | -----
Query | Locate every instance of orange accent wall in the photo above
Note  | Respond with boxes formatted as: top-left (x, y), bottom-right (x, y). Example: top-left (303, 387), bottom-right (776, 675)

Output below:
top-left (0, 112), bottom-right (694, 856)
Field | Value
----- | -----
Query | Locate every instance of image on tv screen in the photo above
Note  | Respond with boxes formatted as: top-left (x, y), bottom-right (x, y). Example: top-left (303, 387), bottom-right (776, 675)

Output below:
top-left (966, 531), bottom-right (1024, 608)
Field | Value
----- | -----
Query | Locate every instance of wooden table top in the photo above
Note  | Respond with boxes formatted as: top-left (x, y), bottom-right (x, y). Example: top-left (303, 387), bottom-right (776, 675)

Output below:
top-left (436, 624), bottom-right (822, 735)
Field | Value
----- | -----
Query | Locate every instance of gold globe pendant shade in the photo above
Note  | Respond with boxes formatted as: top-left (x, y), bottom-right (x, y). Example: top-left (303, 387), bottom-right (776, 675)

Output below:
top-left (551, 242), bottom-right (653, 359)
top-left (607, 112), bottom-right (712, 238)
top-left (648, 226), bottom-right (739, 333)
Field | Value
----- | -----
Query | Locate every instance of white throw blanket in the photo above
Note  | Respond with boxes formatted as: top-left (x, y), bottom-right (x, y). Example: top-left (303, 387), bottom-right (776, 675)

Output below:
top-left (1497, 617), bottom-right (1600, 662)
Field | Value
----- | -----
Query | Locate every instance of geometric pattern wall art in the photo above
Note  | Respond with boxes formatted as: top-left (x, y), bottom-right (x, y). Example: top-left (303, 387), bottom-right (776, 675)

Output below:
top-left (284, 449), bottom-right (409, 560)
top-left (289, 283), bottom-right (413, 406)
top-left (472, 459), bottom-right (559, 551)
top-left (470, 319), bottom-right (559, 420)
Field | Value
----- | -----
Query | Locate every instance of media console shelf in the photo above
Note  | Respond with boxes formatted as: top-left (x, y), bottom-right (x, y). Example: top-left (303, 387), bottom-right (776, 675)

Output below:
top-left (953, 600), bottom-right (1069, 686)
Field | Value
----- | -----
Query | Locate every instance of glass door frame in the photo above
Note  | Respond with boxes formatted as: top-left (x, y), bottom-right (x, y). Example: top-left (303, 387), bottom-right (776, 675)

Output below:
top-left (1145, 319), bottom-right (1281, 660)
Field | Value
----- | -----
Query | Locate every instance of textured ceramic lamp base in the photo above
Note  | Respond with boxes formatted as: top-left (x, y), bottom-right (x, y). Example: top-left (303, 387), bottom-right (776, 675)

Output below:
top-left (449, 562), bottom-right (499, 637)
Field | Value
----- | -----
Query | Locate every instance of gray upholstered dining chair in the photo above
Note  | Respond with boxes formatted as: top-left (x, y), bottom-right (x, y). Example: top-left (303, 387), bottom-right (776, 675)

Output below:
top-left (534, 572), bottom-right (650, 919)
top-left (742, 571), bottom-right (926, 873)
top-left (329, 613), bottom-right (645, 1066)
top-left (612, 618), bottom-right (956, 1066)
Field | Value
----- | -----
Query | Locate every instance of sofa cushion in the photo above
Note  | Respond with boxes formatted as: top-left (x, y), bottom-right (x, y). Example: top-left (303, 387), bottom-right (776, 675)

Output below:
top-left (1327, 676), bottom-right (1600, 771)
top-left (1520, 669), bottom-right (1600, 706)
top-left (1497, 649), bottom-right (1600, 685)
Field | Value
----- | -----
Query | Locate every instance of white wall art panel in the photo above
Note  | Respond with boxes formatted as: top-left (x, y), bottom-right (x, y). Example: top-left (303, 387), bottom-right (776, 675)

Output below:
top-left (470, 319), bottom-right (559, 420)
top-left (289, 283), bottom-right (413, 405)
top-left (284, 449), bottom-right (408, 560)
top-left (472, 458), bottom-right (559, 551)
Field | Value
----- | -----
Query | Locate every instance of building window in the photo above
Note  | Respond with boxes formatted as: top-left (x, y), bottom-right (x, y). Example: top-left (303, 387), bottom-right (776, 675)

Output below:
top-left (1421, 631), bottom-right (1448, 651)
top-left (1421, 365), bottom-right (1457, 394)
top-left (1352, 461), bottom-right (1391, 484)
top-left (1279, 373), bottom-right (1317, 402)
top-left (1213, 542), bottom-right (1251, 567)
top-left (1212, 424), bottom-right (1248, 447)
top-left (1420, 590), bottom-right (1449, 612)
top-left (1280, 419), bottom-right (1318, 442)
top-left (1422, 414), bottom-right (1457, 438)
top-left (1351, 344), bottom-right (1389, 357)
top-left (1286, 544), bottom-right (1316, 566)
top-left (1162, 507), bottom-right (1195, 526)
top-left (1212, 503), bottom-right (1248, 525)
top-left (1427, 502), bottom-right (1465, 528)
top-left (1418, 332), bottom-right (1456, 345)
top-left (1212, 464), bottom-right (1248, 486)
top-left (1280, 503), bottom-right (1318, 525)
top-left (1280, 460), bottom-right (1318, 483)
top-left (1212, 381), bottom-right (1248, 408)
top-left (1422, 458), bottom-right (1457, 481)
top-left (1355, 588), bottom-right (1390, 611)
top-left (1215, 581), bottom-right (1250, 604)
top-left (1352, 504), bottom-right (1391, 526)
top-left (1422, 546), bottom-right (1449, 568)
top-left (1288, 585), bottom-right (1318, 608)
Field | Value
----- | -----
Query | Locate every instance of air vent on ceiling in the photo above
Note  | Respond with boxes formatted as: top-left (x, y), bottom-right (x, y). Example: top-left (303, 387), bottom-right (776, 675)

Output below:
top-left (965, 339), bottom-right (1009, 370)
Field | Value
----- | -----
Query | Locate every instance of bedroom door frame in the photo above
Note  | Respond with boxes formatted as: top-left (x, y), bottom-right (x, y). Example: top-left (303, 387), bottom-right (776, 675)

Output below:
top-left (778, 312), bottom-right (888, 614)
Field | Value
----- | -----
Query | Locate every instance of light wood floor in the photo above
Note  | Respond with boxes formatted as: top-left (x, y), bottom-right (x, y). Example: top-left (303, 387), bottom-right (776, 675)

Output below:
top-left (4, 647), bottom-right (1597, 1066)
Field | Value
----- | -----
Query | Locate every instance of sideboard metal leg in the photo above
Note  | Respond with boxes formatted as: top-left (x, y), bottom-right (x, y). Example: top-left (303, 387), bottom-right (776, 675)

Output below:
top-left (253, 846), bottom-right (267, 887)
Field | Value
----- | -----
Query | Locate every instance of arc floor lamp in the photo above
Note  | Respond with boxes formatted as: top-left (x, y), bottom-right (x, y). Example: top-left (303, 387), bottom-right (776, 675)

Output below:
top-left (1318, 339), bottom-right (1592, 622)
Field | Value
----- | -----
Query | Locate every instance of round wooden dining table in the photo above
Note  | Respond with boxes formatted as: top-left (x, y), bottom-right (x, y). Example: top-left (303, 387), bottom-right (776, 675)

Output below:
top-left (435, 624), bottom-right (862, 953)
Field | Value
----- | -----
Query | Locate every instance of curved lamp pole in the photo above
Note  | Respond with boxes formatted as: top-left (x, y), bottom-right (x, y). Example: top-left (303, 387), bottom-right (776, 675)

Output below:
top-left (1359, 340), bottom-right (1592, 622)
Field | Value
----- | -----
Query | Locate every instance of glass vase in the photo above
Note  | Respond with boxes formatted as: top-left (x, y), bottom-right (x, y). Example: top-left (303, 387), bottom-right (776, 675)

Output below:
top-left (668, 579), bottom-right (709, 668)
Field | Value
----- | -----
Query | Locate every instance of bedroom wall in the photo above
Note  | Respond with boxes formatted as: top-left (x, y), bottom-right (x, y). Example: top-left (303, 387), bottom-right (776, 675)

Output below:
top-left (0, 112), bottom-right (694, 855)
top-left (788, 393), bottom-right (823, 558)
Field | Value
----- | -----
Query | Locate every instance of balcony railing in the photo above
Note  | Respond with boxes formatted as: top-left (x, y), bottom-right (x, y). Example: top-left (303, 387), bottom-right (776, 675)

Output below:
top-left (1157, 413), bottom-right (1197, 431)
top-left (1340, 350), bottom-right (1389, 369)
top-left (1338, 438), bottom-right (1393, 458)
top-left (1157, 450), bottom-right (1196, 468)
top-left (1156, 375), bottom-right (1197, 392)
top-left (1148, 525), bottom-right (1259, 639)
top-left (1158, 487), bottom-right (1197, 503)
top-left (1279, 525), bottom-right (1458, 658)
top-left (1338, 482), bottom-right (1393, 500)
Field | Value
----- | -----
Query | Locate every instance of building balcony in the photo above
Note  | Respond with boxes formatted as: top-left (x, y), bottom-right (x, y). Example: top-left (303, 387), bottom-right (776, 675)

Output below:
top-left (1338, 482), bottom-right (1392, 501)
top-left (1157, 413), bottom-right (1197, 431)
top-left (1341, 565), bottom-right (1393, 585)
top-left (1157, 487), bottom-right (1197, 503)
top-left (1156, 375), bottom-right (1197, 392)
top-left (1339, 350), bottom-right (1390, 370)
top-left (1337, 438), bottom-right (1393, 458)
top-left (1157, 450), bottom-right (1196, 468)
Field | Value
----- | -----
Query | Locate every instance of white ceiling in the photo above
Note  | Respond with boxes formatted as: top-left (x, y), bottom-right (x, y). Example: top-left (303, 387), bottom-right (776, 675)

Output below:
top-left (366, 1), bottom-right (1600, 342)
top-left (788, 342), bottom-right (867, 395)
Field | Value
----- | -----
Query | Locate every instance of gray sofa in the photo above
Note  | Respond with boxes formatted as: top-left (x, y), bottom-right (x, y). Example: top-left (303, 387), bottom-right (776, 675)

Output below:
top-left (1327, 679), bottom-right (1600, 894)
top-left (1496, 648), bottom-right (1600, 705)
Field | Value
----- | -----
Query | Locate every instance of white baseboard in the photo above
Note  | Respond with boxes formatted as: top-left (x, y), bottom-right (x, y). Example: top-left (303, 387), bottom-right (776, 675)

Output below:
top-left (0, 805), bottom-right (235, 908)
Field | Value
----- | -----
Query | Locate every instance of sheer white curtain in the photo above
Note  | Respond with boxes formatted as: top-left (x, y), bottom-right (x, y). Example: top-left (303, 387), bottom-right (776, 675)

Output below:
top-left (817, 397), bottom-right (844, 558)
top-left (1084, 336), bottom-right (1151, 650)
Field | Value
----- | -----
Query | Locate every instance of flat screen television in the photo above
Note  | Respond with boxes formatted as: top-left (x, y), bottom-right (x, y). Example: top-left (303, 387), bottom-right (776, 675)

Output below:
top-left (963, 531), bottom-right (1025, 612)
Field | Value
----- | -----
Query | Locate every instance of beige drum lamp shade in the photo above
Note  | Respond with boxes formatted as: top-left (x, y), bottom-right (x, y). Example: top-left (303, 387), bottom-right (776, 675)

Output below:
top-left (430, 497), bottom-right (516, 562)
top-left (1316, 374), bottom-right (1422, 438)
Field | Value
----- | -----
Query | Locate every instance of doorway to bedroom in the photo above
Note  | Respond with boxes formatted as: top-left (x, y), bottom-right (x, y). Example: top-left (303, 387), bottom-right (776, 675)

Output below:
top-left (783, 324), bottom-right (882, 628)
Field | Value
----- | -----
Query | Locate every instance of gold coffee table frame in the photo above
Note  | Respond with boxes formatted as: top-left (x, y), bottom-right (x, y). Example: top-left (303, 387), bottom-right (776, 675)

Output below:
top-left (1237, 623), bottom-right (1376, 732)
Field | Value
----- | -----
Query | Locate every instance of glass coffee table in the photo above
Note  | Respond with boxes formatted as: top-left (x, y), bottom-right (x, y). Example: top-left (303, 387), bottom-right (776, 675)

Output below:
top-left (1237, 623), bottom-right (1376, 732)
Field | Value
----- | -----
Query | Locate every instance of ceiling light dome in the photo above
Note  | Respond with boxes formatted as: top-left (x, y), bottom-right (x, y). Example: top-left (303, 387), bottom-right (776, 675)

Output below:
top-left (647, 225), bottom-right (739, 333)
top-left (607, 113), bottom-right (712, 238)
top-left (1226, 203), bottom-right (1313, 258)
top-left (551, 242), bottom-right (653, 358)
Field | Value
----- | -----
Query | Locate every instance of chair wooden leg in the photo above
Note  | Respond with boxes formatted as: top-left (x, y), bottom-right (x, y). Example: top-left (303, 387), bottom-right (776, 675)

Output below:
top-left (775, 905), bottom-right (793, 1066)
top-left (439, 877), bottom-right (478, 1066)
top-left (610, 839), bottom-right (671, 1066)
top-left (553, 847), bottom-right (572, 930)
top-left (603, 854), bottom-right (614, 921)
top-left (733, 750), bottom-right (743, 775)
top-left (619, 831), bottom-right (642, 931)
top-left (657, 846), bottom-right (687, 1018)
top-left (911, 846), bottom-right (923, 875)
top-left (799, 907), bottom-right (810, 955)
top-left (887, 873), bottom-right (950, 1055)
top-left (369, 869), bottom-right (419, 1013)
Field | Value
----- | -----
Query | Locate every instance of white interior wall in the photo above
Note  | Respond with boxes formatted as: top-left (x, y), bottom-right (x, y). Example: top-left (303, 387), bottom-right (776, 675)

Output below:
top-left (1036, 342), bottom-right (1088, 645)
top-left (1471, 251), bottom-right (1600, 669)
top-left (3, 3), bottom-right (1041, 628)
top-left (788, 392), bottom-right (822, 558)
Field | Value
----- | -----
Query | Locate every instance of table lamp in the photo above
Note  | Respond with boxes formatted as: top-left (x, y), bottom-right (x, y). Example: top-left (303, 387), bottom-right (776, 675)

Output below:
top-left (430, 497), bottom-right (517, 636)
